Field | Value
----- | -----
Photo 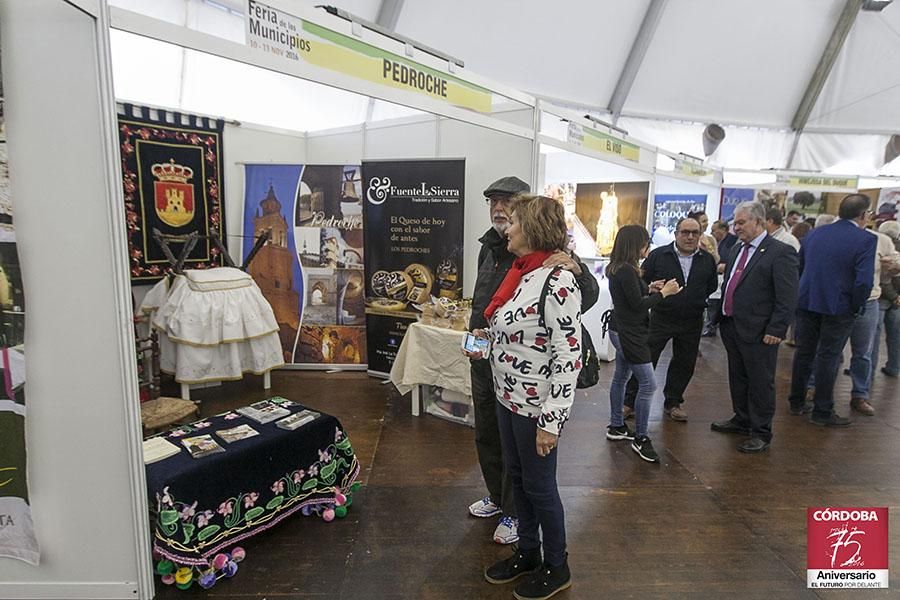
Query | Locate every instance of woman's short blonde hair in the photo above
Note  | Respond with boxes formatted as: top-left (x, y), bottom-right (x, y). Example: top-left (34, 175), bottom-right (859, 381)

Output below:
top-left (510, 195), bottom-right (568, 252)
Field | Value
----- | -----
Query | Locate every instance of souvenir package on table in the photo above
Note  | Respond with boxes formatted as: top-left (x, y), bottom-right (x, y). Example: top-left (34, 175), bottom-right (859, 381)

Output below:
top-left (413, 296), bottom-right (471, 331)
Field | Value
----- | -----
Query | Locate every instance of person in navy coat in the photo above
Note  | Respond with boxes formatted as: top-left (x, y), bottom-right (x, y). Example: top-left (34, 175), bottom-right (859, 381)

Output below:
top-left (788, 194), bottom-right (877, 426)
top-left (710, 201), bottom-right (798, 453)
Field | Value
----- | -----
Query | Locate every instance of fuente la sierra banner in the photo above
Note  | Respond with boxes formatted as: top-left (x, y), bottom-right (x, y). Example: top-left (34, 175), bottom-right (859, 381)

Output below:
top-left (362, 159), bottom-right (465, 375)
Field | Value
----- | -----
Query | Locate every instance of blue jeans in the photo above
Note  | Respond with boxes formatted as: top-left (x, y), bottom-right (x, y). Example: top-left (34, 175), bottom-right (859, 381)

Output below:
top-left (884, 304), bottom-right (900, 376)
top-left (848, 299), bottom-right (881, 400)
top-left (609, 331), bottom-right (656, 437)
top-left (789, 308), bottom-right (857, 418)
top-left (496, 405), bottom-right (566, 567)
top-left (870, 303), bottom-right (889, 383)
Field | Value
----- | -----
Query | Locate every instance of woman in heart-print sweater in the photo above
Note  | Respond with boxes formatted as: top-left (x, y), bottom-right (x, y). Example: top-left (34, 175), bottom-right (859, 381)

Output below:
top-left (472, 195), bottom-right (580, 598)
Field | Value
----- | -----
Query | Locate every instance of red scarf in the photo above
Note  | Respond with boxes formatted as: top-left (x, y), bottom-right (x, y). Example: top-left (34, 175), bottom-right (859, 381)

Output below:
top-left (484, 250), bottom-right (553, 321)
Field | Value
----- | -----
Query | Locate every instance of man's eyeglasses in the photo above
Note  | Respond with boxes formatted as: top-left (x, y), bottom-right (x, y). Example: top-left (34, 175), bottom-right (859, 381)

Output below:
top-left (677, 230), bottom-right (701, 237)
top-left (485, 196), bottom-right (511, 205)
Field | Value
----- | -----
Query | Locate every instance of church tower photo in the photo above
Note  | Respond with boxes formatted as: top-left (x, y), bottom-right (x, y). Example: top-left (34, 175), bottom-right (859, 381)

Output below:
top-left (249, 184), bottom-right (300, 358)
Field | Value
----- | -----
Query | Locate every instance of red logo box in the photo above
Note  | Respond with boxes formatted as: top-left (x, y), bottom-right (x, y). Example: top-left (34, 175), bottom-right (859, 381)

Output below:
top-left (807, 507), bottom-right (889, 589)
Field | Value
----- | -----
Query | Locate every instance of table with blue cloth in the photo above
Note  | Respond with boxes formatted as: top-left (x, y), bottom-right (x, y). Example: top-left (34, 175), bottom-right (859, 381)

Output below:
top-left (144, 397), bottom-right (359, 590)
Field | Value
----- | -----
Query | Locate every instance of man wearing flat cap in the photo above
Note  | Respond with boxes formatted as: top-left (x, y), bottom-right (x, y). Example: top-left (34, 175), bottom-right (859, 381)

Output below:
top-left (467, 175), bottom-right (599, 545)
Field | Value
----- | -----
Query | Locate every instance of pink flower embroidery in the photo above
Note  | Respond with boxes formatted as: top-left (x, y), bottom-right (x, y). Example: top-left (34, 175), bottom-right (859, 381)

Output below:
top-left (318, 449), bottom-right (331, 463)
top-left (292, 470), bottom-right (305, 484)
top-left (196, 510), bottom-right (214, 528)
top-left (335, 428), bottom-right (343, 442)
top-left (224, 412), bottom-right (240, 420)
top-left (243, 492), bottom-right (259, 508)
top-left (271, 480), bottom-right (285, 494)
top-left (159, 486), bottom-right (174, 508)
top-left (180, 501), bottom-right (198, 521)
top-left (307, 464), bottom-right (318, 477)
top-left (217, 500), bottom-right (233, 517)
top-left (193, 421), bottom-right (211, 429)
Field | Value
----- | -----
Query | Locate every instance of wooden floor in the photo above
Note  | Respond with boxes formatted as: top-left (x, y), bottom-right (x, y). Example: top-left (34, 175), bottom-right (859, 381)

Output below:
top-left (153, 336), bottom-right (899, 599)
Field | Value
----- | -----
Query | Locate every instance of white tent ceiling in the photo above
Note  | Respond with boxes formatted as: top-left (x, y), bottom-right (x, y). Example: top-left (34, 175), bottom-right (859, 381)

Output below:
top-left (108, 0), bottom-right (900, 174)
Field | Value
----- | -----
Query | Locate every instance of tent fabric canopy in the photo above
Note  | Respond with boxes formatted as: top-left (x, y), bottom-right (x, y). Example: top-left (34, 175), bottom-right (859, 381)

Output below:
top-left (109, 0), bottom-right (900, 174)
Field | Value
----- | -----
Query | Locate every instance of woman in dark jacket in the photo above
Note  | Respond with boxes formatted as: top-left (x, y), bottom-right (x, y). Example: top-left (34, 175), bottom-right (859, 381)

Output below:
top-left (606, 225), bottom-right (681, 462)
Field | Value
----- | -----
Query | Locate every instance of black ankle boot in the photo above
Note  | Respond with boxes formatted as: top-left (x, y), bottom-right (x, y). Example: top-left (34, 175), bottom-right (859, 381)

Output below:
top-left (513, 555), bottom-right (571, 600)
top-left (484, 546), bottom-right (542, 584)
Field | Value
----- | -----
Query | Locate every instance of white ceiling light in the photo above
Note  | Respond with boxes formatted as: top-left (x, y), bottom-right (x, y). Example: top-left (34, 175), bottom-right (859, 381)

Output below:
top-left (862, 0), bottom-right (893, 11)
top-left (702, 124), bottom-right (726, 156)
top-left (884, 134), bottom-right (900, 165)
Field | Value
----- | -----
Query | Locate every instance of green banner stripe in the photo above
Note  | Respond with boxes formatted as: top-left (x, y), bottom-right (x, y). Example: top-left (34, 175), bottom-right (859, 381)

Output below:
top-left (583, 127), bottom-right (639, 152)
top-left (302, 20), bottom-right (491, 96)
top-left (0, 412), bottom-right (28, 502)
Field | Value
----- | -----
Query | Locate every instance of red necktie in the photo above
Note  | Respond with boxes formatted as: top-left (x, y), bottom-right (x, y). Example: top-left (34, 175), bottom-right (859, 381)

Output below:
top-left (722, 243), bottom-right (750, 316)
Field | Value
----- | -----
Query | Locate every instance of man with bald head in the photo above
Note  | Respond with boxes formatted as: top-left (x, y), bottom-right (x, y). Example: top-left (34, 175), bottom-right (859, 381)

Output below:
top-left (623, 217), bottom-right (719, 421)
top-left (711, 201), bottom-right (798, 453)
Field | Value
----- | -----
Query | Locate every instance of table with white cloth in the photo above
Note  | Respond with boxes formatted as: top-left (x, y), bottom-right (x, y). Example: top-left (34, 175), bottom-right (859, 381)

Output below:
top-left (389, 322), bottom-right (473, 422)
top-left (140, 268), bottom-right (285, 400)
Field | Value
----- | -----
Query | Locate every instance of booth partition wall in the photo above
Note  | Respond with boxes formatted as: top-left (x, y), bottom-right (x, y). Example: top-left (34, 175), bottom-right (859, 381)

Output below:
top-left (1, 1), bottom-right (536, 596)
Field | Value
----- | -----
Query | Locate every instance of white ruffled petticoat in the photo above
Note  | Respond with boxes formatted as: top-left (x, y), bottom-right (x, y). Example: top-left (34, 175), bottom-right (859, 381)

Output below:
top-left (141, 268), bottom-right (284, 383)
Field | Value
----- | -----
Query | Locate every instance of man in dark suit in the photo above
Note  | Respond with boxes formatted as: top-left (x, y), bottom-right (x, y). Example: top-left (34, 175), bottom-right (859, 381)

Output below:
top-left (788, 194), bottom-right (877, 426)
top-left (711, 201), bottom-right (798, 453)
top-left (702, 220), bottom-right (738, 336)
top-left (623, 217), bottom-right (719, 421)
top-left (712, 220), bottom-right (739, 258)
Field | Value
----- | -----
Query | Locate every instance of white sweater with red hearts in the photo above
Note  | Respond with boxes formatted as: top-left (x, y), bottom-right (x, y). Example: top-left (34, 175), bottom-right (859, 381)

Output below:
top-left (488, 266), bottom-right (582, 436)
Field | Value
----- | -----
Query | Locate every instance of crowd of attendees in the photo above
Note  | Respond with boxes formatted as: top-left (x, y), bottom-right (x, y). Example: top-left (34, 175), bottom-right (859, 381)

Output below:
top-left (461, 176), bottom-right (899, 600)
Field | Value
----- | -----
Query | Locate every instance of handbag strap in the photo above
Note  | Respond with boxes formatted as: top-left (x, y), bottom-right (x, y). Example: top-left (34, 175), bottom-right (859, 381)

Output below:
top-left (537, 267), bottom-right (564, 330)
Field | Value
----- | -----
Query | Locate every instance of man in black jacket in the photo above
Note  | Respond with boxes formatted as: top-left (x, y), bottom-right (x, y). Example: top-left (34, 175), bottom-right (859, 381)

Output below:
top-left (624, 217), bottom-right (718, 421)
top-left (468, 176), bottom-right (599, 545)
top-left (702, 220), bottom-right (737, 337)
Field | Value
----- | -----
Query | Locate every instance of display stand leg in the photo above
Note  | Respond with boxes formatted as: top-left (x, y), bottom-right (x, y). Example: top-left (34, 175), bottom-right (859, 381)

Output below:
top-left (412, 385), bottom-right (420, 417)
top-left (180, 382), bottom-right (191, 402)
top-left (263, 371), bottom-right (271, 390)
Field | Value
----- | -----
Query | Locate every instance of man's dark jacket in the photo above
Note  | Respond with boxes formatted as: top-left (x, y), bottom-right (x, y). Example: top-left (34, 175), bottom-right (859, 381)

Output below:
top-left (718, 233), bottom-right (738, 264)
top-left (469, 228), bottom-right (600, 330)
top-left (640, 243), bottom-right (719, 320)
top-left (717, 235), bottom-right (799, 342)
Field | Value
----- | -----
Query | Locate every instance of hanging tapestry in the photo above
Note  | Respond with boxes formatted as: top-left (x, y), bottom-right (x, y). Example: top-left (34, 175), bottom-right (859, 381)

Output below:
top-left (0, 34), bottom-right (39, 564)
top-left (118, 104), bottom-right (226, 283)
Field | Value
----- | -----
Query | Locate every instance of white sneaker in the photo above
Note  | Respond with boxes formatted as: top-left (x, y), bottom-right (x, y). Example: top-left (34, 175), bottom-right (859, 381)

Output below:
top-left (493, 515), bottom-right (519, 544)
top-left (468, 496), bottom-right (502, 518)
